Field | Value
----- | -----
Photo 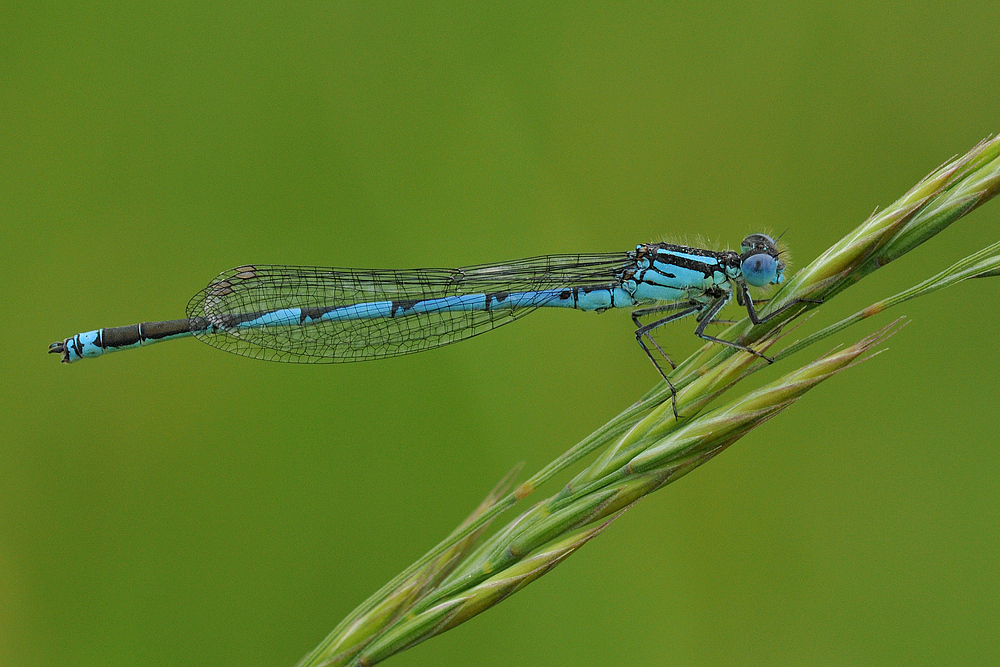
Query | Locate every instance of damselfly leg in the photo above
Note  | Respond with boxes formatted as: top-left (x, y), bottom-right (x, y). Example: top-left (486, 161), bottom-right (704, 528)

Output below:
top-left (693, 295), bottom-right (775, 362)
top-left (631, 302), bottom-right (702, 370)
top-left (632, 290), bottom-right (821, 417)
top-left (632, 302), bottom-right (702, 418)
top-left (738, 283), bottom-right (822, 326)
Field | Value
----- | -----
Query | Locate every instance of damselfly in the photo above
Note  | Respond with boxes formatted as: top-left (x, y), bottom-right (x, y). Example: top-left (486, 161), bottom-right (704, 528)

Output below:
top-left (49, 233), bottom-right (809, 413)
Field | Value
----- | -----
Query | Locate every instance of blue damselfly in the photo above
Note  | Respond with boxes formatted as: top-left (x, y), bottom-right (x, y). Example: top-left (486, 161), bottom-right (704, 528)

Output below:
top-left (50, 234), bottom-right (809, 414)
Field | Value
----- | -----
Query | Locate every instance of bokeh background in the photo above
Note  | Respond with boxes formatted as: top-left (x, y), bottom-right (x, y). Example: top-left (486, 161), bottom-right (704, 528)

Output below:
top-left (3, 3), bottom-right (1000, 665)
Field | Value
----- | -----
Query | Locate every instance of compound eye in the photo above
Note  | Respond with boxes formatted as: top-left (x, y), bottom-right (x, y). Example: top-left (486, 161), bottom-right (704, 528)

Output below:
top-left (742, 252), bottom-right (778, 287)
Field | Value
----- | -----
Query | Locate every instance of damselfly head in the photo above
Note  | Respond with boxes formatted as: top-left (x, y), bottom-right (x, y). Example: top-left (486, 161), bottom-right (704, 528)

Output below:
top-left (739, 233), bottom-right (785, 287)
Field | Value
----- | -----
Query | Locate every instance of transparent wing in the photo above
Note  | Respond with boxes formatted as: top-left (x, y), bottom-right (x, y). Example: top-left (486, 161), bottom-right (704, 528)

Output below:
top-left (185, 253), bottom-right (632, 363)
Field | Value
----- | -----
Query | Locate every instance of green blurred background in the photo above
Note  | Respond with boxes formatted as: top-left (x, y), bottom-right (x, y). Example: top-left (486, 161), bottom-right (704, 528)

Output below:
top-left (3, 2), bottom-right (999, 665)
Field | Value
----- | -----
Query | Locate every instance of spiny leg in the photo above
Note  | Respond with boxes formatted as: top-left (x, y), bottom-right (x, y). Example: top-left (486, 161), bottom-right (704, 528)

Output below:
top-left (636, 335), bottom-right (683, 419)
top-left (633, 304), bottom-right (702, 417)
top-left (631, 302), bottom-right (699, 322)
top-left (632, 302), bottom-right (698, 370)
top-left (739, 283), bottom-right (823, 325)
top-left (693, 296), bottom-right (775, 363)
top-left (635, 304), bottom-right (736, 328)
